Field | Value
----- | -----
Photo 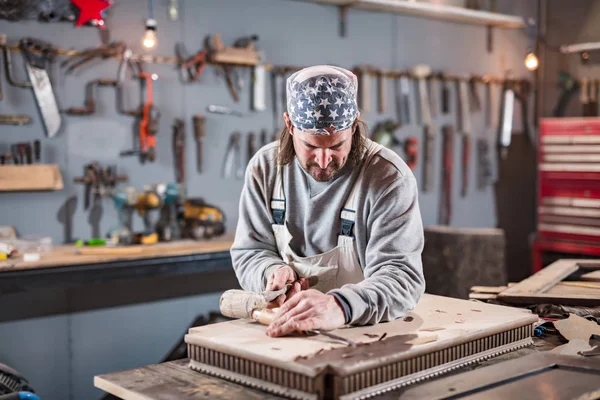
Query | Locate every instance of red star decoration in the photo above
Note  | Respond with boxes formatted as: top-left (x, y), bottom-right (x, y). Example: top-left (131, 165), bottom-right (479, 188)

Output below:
top-left (71, 0), bottom-right (112, 29)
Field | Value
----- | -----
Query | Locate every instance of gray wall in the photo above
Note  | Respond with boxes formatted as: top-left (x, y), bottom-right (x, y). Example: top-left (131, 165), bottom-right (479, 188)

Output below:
top-left (0, 1), bottom-right (536, 399)
top-left (541, 0), bottom-right (600, 118)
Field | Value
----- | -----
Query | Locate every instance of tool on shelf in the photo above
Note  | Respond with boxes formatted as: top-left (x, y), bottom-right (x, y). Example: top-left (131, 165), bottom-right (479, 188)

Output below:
top-left (2, 140), bottom-right (41, 165)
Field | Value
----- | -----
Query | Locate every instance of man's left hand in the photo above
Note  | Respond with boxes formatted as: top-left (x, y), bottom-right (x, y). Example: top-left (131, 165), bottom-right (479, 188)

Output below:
top-left (265, 289), bottom-right (346, 337)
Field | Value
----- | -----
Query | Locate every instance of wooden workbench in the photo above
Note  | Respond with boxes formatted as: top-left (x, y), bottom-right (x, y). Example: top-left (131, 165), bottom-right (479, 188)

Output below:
top-left (95, 337), bottom-right (559, 400)
top-left (0, 233), bottom-right (235, 272)
top-left (0, 234), bottom-right (236, 297)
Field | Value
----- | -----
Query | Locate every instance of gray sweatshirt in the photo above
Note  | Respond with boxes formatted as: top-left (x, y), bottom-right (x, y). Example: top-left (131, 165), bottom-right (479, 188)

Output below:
top-left (230, 138), bottom-right (426, 325)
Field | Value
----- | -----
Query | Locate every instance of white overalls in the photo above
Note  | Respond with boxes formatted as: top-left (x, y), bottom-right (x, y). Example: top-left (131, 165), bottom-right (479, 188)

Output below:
top-left (270, 142), bottom-right (383, 293)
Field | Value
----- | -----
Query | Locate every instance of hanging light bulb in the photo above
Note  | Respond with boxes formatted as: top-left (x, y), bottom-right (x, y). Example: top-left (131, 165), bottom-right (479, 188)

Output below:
top-left (524, 51), bottom-right (539, 71)
top-left (142, 18), bottom-right (157, 49)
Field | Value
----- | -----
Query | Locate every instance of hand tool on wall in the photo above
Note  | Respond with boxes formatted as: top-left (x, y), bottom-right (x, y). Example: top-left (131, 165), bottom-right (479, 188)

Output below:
top-left (120, 72), bottom-right (160, 163)
top-left (477, 79), bottom-right (495, 188)
top-left (395, 75), bottom-right (411, 126)
top-left (204, 33), bottom-right (260, 102)
top-left (178, 45), bottom-right (208, 83)
top-left (251, 61), bottom-right (267, 112)
top-left (193, 114), bottom-right (205, 174)
top-left (172, 118), bottom-right (185, 185)
top-left (247, 131), bottom-right (257, 164)
top-left (552, 71), bottom-right (579, 117)
top-left (18, 37), bottom-right (62, 138)
top-left (207, 104), bottom-right (244, 117)
top-left (219, 283), bottom-right (357, 346)
top-left (0, 36), bottom-right (32, 125)
top-left (427, 74), bottom-right (438, 118)
top-left (223, 131), bottom-right (243, 179)
top-left (116, 48), bottom-right (142, 116)
top-left (457, 76), bottom-right (471, 197)
top-left (412, 64), bottom-right (435, 193)
top-left (260, 129), bottom-right (269, 146)
top-left (468, 76), bottom-right (481, 113)
top-left (498, 82), bottom-right (515, 160)
top-left (1, 34), bottom-right (32, 89)
top-left (73, 162), bottom-right (128, 210)
top-left (60, 41), bottom-right (125, 74)
top-left (377, 69), bottom-right (386, 114)
top-left (271, 67), bottom-right (284, 131)
top-left (439, 125), bottom-right (454, 226)
top-left (356, 66), bottom-right (373, 113)
top-left (63, 78), bottom-right (119, 115)
top-left (439, 73), bottom-right (450, 114)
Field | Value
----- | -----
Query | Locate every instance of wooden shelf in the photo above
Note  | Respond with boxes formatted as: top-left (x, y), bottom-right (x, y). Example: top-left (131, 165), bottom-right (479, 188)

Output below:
top-left (296, 0), bottom-right (527, 29)
top-left (0, 164), bottom-right (64, 191)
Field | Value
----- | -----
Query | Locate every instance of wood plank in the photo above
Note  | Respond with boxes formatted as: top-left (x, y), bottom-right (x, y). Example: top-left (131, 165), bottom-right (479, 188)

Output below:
top-left (581, 270), bottom-right (600, 282)
top-left (0, 164), bottom-right (63, 191)
top-left (0, 233), bottom-right (234, 272)
top-left (500, 259), bottom-right (579, 295)
top-left (94, 359), bottom-right (282, 400)
top-left (498, 259), bottom-right (600, 306)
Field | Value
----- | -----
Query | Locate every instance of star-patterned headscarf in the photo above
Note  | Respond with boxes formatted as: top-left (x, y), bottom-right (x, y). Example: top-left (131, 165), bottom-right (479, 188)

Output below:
top-left (286, 65), bottom-right (358, 135)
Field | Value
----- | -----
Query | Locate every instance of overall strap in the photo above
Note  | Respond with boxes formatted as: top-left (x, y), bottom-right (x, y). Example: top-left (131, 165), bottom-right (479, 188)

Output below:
top-left (340, 142), bottom-right (383, 237)
top-left (271, 165), bottom-right (286, 225)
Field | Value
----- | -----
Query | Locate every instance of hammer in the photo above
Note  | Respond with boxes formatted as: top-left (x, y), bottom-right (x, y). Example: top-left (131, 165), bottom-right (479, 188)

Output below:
top-left (219, 280), bottom-right (357, 346)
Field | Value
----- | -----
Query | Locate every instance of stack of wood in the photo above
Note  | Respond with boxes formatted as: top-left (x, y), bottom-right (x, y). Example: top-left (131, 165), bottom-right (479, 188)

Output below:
top-left (469, 259), bottom-right (600, 308)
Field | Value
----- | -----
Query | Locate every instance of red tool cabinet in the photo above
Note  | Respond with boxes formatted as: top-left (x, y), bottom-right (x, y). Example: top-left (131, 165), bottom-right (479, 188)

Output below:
top-left (533, 118), bottom-right (600, 273)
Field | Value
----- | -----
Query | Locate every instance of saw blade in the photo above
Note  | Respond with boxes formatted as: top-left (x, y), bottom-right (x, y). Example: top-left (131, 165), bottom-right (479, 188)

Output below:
top-left (26, 63), bottom-right (61, 138)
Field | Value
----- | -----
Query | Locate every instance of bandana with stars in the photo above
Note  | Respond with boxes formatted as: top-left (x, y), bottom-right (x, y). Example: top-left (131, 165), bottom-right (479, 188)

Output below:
top-left (286, 65), bottom-right (358, 135)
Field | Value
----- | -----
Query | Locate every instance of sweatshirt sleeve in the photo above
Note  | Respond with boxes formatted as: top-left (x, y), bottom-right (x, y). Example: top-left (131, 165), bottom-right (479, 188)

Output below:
top-left (328, 173), bottom-right (426, 325)
top-left (230, 157), bottom-right (287, 293)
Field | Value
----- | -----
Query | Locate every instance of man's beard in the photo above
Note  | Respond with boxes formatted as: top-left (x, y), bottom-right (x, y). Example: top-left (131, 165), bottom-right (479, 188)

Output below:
top-left (304, 160), bottom-right (344, 182)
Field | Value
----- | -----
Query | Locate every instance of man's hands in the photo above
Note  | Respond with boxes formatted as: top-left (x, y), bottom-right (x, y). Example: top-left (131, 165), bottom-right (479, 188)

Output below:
top-left (265, 289), bottom-right (346, 337)
top-left (266, 266), bottom-right (310, 306)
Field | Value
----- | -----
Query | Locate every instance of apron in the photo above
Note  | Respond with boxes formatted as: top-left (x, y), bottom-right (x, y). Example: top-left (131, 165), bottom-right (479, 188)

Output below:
top-left (270, 142), bottom-right (383, 293)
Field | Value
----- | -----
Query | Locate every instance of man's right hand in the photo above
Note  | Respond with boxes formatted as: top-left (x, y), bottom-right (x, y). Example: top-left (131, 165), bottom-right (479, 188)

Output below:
top-left (266, 266), bottom-right (310, 306)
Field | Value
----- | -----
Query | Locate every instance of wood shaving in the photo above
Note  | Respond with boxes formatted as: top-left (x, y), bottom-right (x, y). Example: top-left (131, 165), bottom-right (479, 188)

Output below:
top-left (315, 348), bottom-right (324, 356)
top-left (378, 333), bottom-right (387, 341)
top-left (455, 319), bottom-right (465, 324)
top-left (405, 335), bottom-right (437, 345)
top-left (471, 309), bottom-right (482, 312)
top-left (404, 316), bottom-right (414, 322)
top-left (435, 309), bottom-right (447, 313)
top-left (271, 347), bottom-right (281, 351)
top-left (419, 327), bottom-right (445, 332)
top-left (363, 333), bottom-right (379, 338)
top-left (457, 313), bottom-right (462, 316)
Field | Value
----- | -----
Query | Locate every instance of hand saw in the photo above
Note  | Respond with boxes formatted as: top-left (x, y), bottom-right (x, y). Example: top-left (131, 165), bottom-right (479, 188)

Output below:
top-left (19, 38), bottom-right (62, 138)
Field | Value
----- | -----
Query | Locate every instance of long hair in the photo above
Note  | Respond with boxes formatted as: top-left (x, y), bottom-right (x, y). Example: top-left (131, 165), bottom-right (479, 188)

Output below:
top-left (275, 119), bottom-right (368, 166)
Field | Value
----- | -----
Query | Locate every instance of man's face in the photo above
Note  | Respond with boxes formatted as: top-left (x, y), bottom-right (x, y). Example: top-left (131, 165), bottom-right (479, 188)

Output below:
top-left (284, 113), bottom-right (354, 182)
